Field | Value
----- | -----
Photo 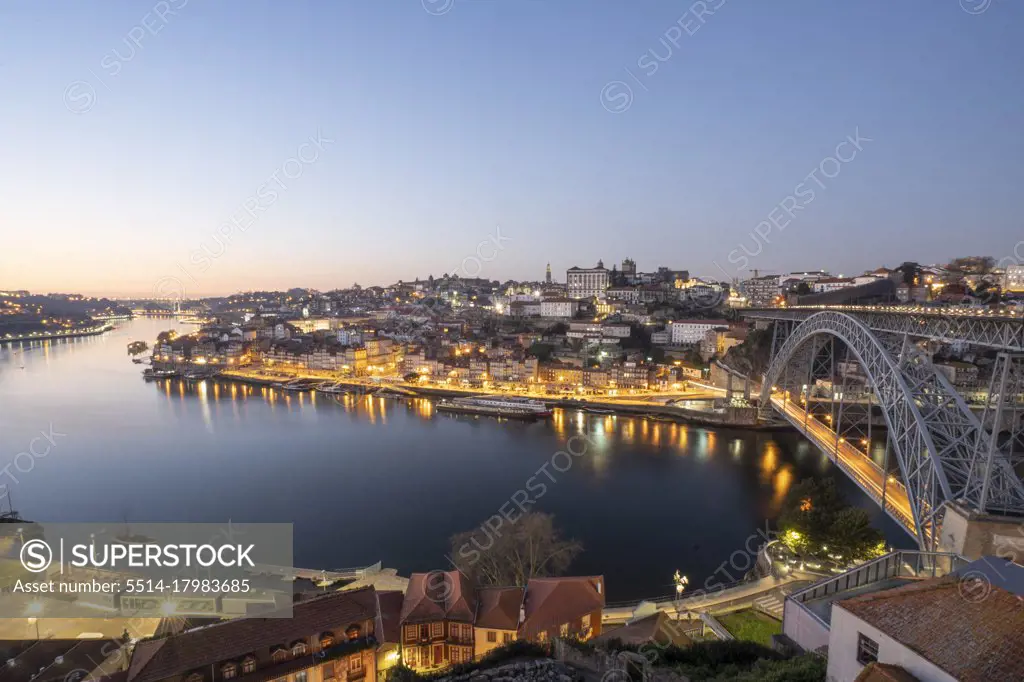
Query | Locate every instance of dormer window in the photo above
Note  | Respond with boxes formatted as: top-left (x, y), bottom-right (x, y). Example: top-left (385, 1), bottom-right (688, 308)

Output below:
top-left (187, 673), bottom-right (204, 682)
top-left (241, 658), bottom-right (256, 674)
top-left (320, 632), bottom-right (335, 649)
top-left (221, 663), bottom-right (238, 680)
top-left (271, 647), bottom-right (289, 663)
top-left (345, 625), bottom-right (362, 641)
top-left (291, 640), bottom-right (308, 656)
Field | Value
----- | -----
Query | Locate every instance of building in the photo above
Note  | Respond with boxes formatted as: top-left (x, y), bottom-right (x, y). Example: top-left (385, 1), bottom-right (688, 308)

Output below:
top-left (740, 275), bottom-right (780, 307)
top-left (126, 587), bottom-right (382, 682)
top-left (540, 298), bottom-right (579, 319)
top-left (812, 277), bottom-right (856, 294)
top-left (518, 576), bottom-right (605, 643)
top-left (829, 559), bottom-right (1024, 682)
top-left (399, 571), bottom-right (476, 672)
top-left (669, 319), bottom-right (730, 345)
top-left (782, 552), bottom-right (1024, 682)
top-left (1004, 264), bottom-right (1024, 292)
top-left (566, 262), bottom-right (610, 300)
top-left (474, 586), bottom-right (525, 659)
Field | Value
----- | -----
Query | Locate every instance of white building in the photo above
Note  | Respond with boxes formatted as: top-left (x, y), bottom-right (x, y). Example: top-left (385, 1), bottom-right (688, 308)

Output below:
top-left (566, 261), bottom-right (610, 299)
top-left (812, 277), bottom-right (856, 293)
top-left (540, 298), bottom-right (579, 319)
top-left (669, 319), bottom-right (729, 345)
top-left (783, 552), bottom-right (1024, 682)
top-left (1004, 263), bottom-right (1024, 292)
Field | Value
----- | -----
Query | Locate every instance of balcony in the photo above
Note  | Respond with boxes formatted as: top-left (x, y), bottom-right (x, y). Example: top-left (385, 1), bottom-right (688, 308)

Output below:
top-left (782, 550), bottom-right (967, 653)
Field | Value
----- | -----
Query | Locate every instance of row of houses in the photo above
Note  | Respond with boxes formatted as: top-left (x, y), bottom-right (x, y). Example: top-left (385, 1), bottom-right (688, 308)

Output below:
top-left (115, 574), bottom-right (605, 682)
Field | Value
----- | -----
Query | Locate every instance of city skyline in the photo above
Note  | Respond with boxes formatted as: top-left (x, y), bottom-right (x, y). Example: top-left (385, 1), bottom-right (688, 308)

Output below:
top-left (2, 0), bottom-right (1023, 296)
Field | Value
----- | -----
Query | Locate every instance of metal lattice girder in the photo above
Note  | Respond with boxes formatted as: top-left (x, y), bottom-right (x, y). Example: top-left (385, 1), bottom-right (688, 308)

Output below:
top-left (760, 312), bottom-right (1024, 548)
top-left (743, 307), bottom-right (1024, 352)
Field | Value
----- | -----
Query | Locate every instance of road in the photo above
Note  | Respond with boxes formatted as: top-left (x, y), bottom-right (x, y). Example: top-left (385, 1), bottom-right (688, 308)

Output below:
top-left (771, 395), bottom-right (917, 537)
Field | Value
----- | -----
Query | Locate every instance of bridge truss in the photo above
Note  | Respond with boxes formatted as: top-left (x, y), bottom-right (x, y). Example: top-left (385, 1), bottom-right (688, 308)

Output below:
top-left (758, 311), bottom-right (1024, 549)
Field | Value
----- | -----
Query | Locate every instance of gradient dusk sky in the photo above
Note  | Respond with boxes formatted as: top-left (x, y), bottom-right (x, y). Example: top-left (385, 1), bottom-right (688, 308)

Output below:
top-left (1, 0), bottom-right (1022, 297)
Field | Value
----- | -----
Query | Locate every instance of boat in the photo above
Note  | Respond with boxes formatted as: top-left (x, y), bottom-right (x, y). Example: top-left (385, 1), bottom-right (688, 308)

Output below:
top-left (436, 395), bottom-right (552, 419)
top-left (273, 378), bottom-right (320, 391)
top-left (143, 368), bottom-right (181, 380)
top-left (583, 407), bottom-right (615, 415)
top-left (316, 381), bottom-right (351, 395)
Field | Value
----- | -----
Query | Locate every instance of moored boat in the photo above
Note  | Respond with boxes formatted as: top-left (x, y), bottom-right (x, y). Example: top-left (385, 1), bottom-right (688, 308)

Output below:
top-left (436, 395), bottom-right (551, 419)
top-left (143, 367), bottom-right (181, 380)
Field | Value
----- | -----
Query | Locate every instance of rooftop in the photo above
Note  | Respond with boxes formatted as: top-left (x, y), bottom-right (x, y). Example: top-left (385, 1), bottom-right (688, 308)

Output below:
top-left (838, 574), bottom-right (1024, 682)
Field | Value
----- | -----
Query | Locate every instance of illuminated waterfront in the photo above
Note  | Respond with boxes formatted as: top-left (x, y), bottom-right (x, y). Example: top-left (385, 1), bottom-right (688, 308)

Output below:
top-left (0, 319), bottom-right (909, 600)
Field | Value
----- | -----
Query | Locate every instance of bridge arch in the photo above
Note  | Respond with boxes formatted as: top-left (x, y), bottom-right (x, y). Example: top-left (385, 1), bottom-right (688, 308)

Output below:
top-left (760, 311), bottom-right (1024, 548)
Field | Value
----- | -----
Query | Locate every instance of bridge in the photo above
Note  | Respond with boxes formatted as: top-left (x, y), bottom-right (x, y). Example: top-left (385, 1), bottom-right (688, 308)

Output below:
top-left (741, 306), bottom-right (1024, 553)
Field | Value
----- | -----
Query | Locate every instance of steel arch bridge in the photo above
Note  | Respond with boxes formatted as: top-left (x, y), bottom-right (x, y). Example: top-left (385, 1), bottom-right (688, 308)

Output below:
top-left (759, 311), bottom-right (1024, 548)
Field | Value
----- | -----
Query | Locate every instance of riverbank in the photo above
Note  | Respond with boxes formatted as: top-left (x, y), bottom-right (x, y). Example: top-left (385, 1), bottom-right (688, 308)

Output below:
top-left (202, 368), bottom-right (791, 429)
top-left (1, 323), bottom-right (113, 345)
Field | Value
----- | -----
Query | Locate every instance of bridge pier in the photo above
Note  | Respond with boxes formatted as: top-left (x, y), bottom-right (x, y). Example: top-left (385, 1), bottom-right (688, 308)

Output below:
top-left (938, 501), bottom-right (1024, 561)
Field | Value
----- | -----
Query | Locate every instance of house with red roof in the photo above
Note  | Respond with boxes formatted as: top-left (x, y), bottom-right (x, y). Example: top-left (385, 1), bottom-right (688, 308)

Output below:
top-left (398, 571), bottom-right (477, 672)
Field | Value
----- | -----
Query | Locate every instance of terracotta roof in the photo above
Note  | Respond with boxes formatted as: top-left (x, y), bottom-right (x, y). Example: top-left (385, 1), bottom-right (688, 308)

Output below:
top-left (128, 586), bottom-right (379, 682)
top-left (837, 575), bottom-right (1024, 682)
top-left (377, 590), bottom-right (405, 644)
top-left (854, 663), bottom-right (920, 682)
top-left (475, 587), bottom-right (525, 630)
top-left (519, 576), bottom-right (605, 638)
top-left (400, 571), bottom-right (477, 624)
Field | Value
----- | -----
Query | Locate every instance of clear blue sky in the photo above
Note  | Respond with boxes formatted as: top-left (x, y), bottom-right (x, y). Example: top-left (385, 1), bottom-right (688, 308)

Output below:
top-left (2, 0), bottom-right (1022, 296)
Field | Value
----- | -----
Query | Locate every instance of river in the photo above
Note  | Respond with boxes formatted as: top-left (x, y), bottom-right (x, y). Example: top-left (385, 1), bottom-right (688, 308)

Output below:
top-left (0, 318), bottom-right (910, 601)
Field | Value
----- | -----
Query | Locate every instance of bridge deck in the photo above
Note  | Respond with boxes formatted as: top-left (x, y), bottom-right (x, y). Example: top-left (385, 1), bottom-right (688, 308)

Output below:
top-left (771, 395), bottom-right (918, 540)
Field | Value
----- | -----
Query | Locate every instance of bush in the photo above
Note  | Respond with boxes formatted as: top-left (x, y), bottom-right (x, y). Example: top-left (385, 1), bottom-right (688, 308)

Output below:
top-left (419, 640), bottom-right (552, 679)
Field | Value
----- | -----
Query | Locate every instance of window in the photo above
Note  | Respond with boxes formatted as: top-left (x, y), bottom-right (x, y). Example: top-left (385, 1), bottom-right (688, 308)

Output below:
top-left (291, 642), bottom-right (308, 656)
top-left (581, 614), bottom-right (591, 629)
top-left (345, 625), bottom-right (362, 641)
top-left (271, 649), bottom-right (289, 664)
top-left (537, 631), bottom-right (547, 643)
top-left (856, 633), bottom-right (879, 666)
top-left (241, 658), bottom-right (255, 675)
top-left (321, 632), bottom-right (335, 648)
top-left (186, 674), bottom-right (203, 682)
top-left (420, 624), bottom-right (430, 640)
top-left (349, 655), bottom-right (363, 672)
top-left (430, 623), bottom-right (443, 638)
top-left (502, 633), bottom-right (512, 644)
top-left (295, 671), bottom-right (307, 682)
top-left (462, 624), bottom-right (472, 640)
top-left (222, 664), bottom-right (238, 680)
top-left (404, 625), bottom-right (418, 643)
top-left (321, 664), bottom-right (335, 681)
top-left (559, 623), bottom-right (569, 637)
top-left (486, 631), bottom-right (496, 643)
top-left (449, 622), bottom-right (458, 638)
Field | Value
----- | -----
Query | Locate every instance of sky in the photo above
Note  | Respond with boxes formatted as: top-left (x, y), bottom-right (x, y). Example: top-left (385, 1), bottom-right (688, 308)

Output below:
top-left (1, 0), bottom-right (1022, 297)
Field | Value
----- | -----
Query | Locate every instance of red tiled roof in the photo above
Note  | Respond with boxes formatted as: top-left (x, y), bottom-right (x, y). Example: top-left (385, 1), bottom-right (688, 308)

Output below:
top-left (475, 587), bottom-right (525, 630)
top-left (400, 571), bottom-right (477, 624)
top-left (128, 586), bottom-right (379, 682)
top-left (377, 590), bottom-right (405, 644)
top-left (519, 576), bottom-right (605, 638)
top-left (838, 576), bottom-right (1024, 682)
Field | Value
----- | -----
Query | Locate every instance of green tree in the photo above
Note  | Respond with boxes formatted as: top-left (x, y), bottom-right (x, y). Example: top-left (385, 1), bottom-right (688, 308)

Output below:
top-left (778, 478), bottom-right (881, 561)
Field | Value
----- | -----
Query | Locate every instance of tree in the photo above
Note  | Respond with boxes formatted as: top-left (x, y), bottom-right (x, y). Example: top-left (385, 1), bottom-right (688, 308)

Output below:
top-left (449, 512), bottom-right (582, 587)
top-left (947, 256), bottom-right (995, 276)
top-left (779, 478), bottom-right (884, 563)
